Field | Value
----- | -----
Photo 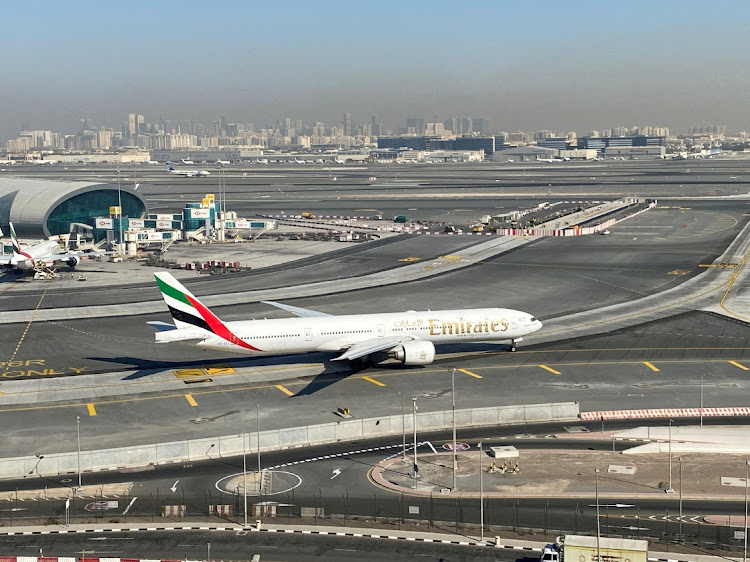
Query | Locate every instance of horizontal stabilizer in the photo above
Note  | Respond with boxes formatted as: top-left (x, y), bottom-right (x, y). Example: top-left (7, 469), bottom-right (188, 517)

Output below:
top-left (154, 326), bottom-right (211, 343)
top-left (262, 300), bottom-right (332, 318)
top-left (147, 321), bottom-right (177, 332)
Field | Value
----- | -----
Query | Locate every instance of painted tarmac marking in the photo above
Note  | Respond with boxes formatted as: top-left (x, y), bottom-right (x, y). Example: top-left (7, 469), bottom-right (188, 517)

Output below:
top-left (203, 364), bottom-right (236, 375)
top-left (539, 365), bottom-right (561, 375)
top-left (457, 368), bottom-right (482, 379)
top-left (173, 369), bottom-right (205, 379)
top-left (275, 384), bottom-right (295, 396)
top-left (729, 360), bottom-right (749, 371)
top-left (7, 286), bottom-right (49, 363)
top-left (362, 376), bottom-right (386, 387)
top-left (398, 257), bottom-right (421, 262)
top-left (86, 403), bottom-right (97, 416)
top-left (644, 362), bottom-right (660, 372)
top-left (184, 394), bottom-right (198, 407)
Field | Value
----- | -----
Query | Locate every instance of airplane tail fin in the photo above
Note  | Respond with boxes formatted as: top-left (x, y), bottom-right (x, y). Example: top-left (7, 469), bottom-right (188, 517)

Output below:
top-left (153, 272), bottom-right (261, 351)
top-left (154, 271), bottom-right (219, 331)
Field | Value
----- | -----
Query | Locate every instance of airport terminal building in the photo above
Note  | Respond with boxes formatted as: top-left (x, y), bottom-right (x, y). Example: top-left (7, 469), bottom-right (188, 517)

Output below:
top-left (0, 177), bottom-right (148, 238)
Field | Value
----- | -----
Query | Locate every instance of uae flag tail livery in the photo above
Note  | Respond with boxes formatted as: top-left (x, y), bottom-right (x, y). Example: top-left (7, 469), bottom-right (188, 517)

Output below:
top-left (152, 271), bottom-right (261, 351)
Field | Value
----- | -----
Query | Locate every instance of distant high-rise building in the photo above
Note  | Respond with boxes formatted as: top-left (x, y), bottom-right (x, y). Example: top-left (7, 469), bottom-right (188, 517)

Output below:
top-left (343, 112), bottom-right (353, 136)
top-left (406, 116), bottom-right (425, 135)
top-left (128, 113), bottom-right (137, 138)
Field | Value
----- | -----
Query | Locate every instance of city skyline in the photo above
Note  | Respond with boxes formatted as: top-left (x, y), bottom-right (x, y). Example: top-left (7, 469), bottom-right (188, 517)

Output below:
top-left (1, 0), bottom-right (749, 141)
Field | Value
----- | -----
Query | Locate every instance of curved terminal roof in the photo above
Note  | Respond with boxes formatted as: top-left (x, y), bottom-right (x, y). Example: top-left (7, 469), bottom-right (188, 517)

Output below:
top-left (0, 176), bottom-right (148, 238)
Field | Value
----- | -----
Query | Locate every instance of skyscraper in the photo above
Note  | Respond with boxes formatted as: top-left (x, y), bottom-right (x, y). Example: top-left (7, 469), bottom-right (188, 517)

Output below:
top-left (343, 112), bottom-right (353, 136)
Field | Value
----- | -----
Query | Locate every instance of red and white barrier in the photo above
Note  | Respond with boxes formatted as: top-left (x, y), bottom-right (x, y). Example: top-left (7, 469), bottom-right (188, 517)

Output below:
top-left (581, 407), bottom-right (750, 421)
top-left (160, 505), bottom-right (186, 517)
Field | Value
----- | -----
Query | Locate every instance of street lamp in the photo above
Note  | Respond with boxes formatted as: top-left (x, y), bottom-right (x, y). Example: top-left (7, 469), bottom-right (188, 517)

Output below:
top-left (479, 441), bottom-right (484, 542)
top-left (242, 432), bottom-right (248, 528)
top-left (666, 419), bottom-right (675, 494)
top-left (700, 374), bottom-right (705, 427)
top-left (412, 397), bottom-right (418, 488)
top-left (398, 392), bottom-right (406, 461)
top-left (256, 404), bottom-right (261, 493)
top-left (595, 468), bottom-right (601, 562)
top-left (744, 458), bottom-right (749, 562)
top-left (76, 416), bottom-right (81, 488)
top-left (451, 367), bottom-right (457, 490)
top-left (678, 457), bottom-right (683, 545)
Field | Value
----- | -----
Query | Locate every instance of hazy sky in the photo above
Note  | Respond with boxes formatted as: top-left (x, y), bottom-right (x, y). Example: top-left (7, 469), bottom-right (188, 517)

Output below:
top-left (2, 0), bottom-right (749, 140)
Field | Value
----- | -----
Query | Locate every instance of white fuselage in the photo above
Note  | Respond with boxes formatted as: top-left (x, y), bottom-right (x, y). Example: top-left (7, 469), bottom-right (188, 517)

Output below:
top-left (10, 240), bottom-right (62, 269)
top-left (193, 307), bottom-right (541, 355)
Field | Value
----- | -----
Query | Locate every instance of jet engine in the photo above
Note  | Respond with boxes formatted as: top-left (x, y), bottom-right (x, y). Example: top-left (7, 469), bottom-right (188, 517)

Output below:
top-left (66, 256), bottom-right (80, 268)
top-left (390, 340), bottom-right (435, 366)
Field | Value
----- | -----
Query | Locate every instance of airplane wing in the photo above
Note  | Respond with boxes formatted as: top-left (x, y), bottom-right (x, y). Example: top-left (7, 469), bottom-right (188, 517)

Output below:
top-left (332, 336), bottom-right (410, 362)
top-left (0, 255), bottom-right (12, 265)
top-left (262, 301), bottom-right (332, 318)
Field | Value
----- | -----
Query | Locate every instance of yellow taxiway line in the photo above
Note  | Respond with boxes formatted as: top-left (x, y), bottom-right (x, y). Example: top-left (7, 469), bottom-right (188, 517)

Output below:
top-left (86, 403), bottom-right (97, 416)
top-left (184, 394), bottom-right (198, 407)
top-left (728, 360), bottom-right (749, 371)
top-left (644, 362), bottom-right (660, 372)
top-left (539, 365), bottom-right (561, 375)
top-left (457, 368), bottom-right (483, 379)
top-left (275, 384), bottom-right (295, 396)
top-left (362, 376), bottom-right (386, 387)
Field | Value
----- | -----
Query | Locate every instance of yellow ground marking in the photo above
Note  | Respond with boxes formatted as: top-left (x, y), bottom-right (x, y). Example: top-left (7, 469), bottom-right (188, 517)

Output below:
top-left (457, 368), bottom-right (483, 379)
top-left (720, 239), bottom-right (750, 322)
top-left (184, 394), bottom-right (198, 407)
top-left (728, 360), bottom-right (749, 371)
top-left (3, 353), bottom-right (750, 416)
top-left (275, 384), bottom-right (295, 396)
top-left (87, 403), bottom-right (97, 416)
top-left (7, 286), bottom-right (49, 363)
top-left (644, 362), bottom-right (660, 372)
top-left (669, 270), bottom-right (691, 275)
top-left (203, 364), bottom-right (236, 375)
top-left (539, 365), bottom-right (561, 375)
top-left (699, 263), bottom-right (737, 268)
top-left (173, 368), bottom-right (206, 379)
top-left (438, 255), bottom-right (462, 260)
top-left (362, 376), bottom-right (386, 387)
top-left (398, 257), bottom-right (421, 262)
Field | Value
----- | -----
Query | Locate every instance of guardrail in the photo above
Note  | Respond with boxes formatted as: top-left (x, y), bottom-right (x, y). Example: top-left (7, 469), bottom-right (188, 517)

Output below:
top-left (0, 402), bottom-right (579, 480)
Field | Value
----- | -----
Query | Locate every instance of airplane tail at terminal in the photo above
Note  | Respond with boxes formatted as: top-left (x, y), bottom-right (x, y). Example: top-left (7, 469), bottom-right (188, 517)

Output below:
top-left (8, 222), bottom-right (32, 265)
top-left (153, 272), bottom-right (260, 350)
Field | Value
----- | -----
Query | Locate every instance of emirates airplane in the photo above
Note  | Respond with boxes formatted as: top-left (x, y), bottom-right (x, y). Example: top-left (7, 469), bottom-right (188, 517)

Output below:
top-left (151, 272), bottom-right (543, 365)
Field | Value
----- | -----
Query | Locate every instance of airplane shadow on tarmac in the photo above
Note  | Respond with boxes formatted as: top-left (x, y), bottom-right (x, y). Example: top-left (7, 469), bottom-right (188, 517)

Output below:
top-left (89, 342), bottom-right (514, 396)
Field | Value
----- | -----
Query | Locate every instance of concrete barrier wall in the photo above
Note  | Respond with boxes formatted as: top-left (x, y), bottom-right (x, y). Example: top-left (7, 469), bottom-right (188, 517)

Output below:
top-left (0, 402), bottom-right (578, 480)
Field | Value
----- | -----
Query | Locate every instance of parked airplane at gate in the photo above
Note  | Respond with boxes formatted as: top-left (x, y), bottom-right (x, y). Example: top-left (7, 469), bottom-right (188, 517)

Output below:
top-left (150, 272), bottom-right (543, 365)
top-left (0, 223), bottom-right (89, 271)
top-left (167, 164), bottom-right (211, 177)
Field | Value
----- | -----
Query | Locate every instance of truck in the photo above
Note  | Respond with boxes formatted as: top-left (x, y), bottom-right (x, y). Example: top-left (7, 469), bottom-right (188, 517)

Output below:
top-left (393, 215), bottom-right (410, 223)
top-left (541, 535), bottom-right (649, 562)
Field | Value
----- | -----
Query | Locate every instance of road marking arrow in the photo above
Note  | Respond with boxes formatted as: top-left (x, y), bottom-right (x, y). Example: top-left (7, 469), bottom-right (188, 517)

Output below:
top-left (331, 469), bottom-right (342, 480)
top-left (122, 497), bottom-right (137, 515)
top-left (170, 480), bottom-right (179, 493)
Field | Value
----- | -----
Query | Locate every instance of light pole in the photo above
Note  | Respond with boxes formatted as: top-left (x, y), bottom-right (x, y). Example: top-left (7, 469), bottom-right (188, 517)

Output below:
top-left (679, 457), bottom-right (683, 545)
top-left (479, 441), bottom-right (484, 542)
top-left (667, 419), bottom-right (674, 493)
top-left (412, 397), bottom-right (418, 488)
top-left (256, 404), bottom-right (261, 493)
top-left (595, 468), bottom-right (601, 562)
top-left (700, 374), bottom-right (704, 427)
top-left (243, 432), bottom-right (248, 528)
top-left (744, 458), bottom-right (749, 562)
top-left (117, 168), bottom-right (123, 256)
top-left (76, 416), bottom-right (81, 488)
top-left (399, 392), bottom-right (406, 461)
top-left (451, 367), bottom-right (457, 490)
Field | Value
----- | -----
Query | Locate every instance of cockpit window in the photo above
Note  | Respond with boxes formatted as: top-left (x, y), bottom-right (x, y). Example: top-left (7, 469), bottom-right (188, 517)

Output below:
top-left (530, 317), bottom-right (537, 322)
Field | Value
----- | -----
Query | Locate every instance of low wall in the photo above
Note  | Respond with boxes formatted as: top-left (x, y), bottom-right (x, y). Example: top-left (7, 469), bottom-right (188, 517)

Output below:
top-left (0, 402), bottom-right (579, 480)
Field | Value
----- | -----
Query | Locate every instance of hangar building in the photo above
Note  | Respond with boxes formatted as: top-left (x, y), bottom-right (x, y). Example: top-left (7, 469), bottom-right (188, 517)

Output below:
top-left (0, 177), bottom-right (148, 238)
